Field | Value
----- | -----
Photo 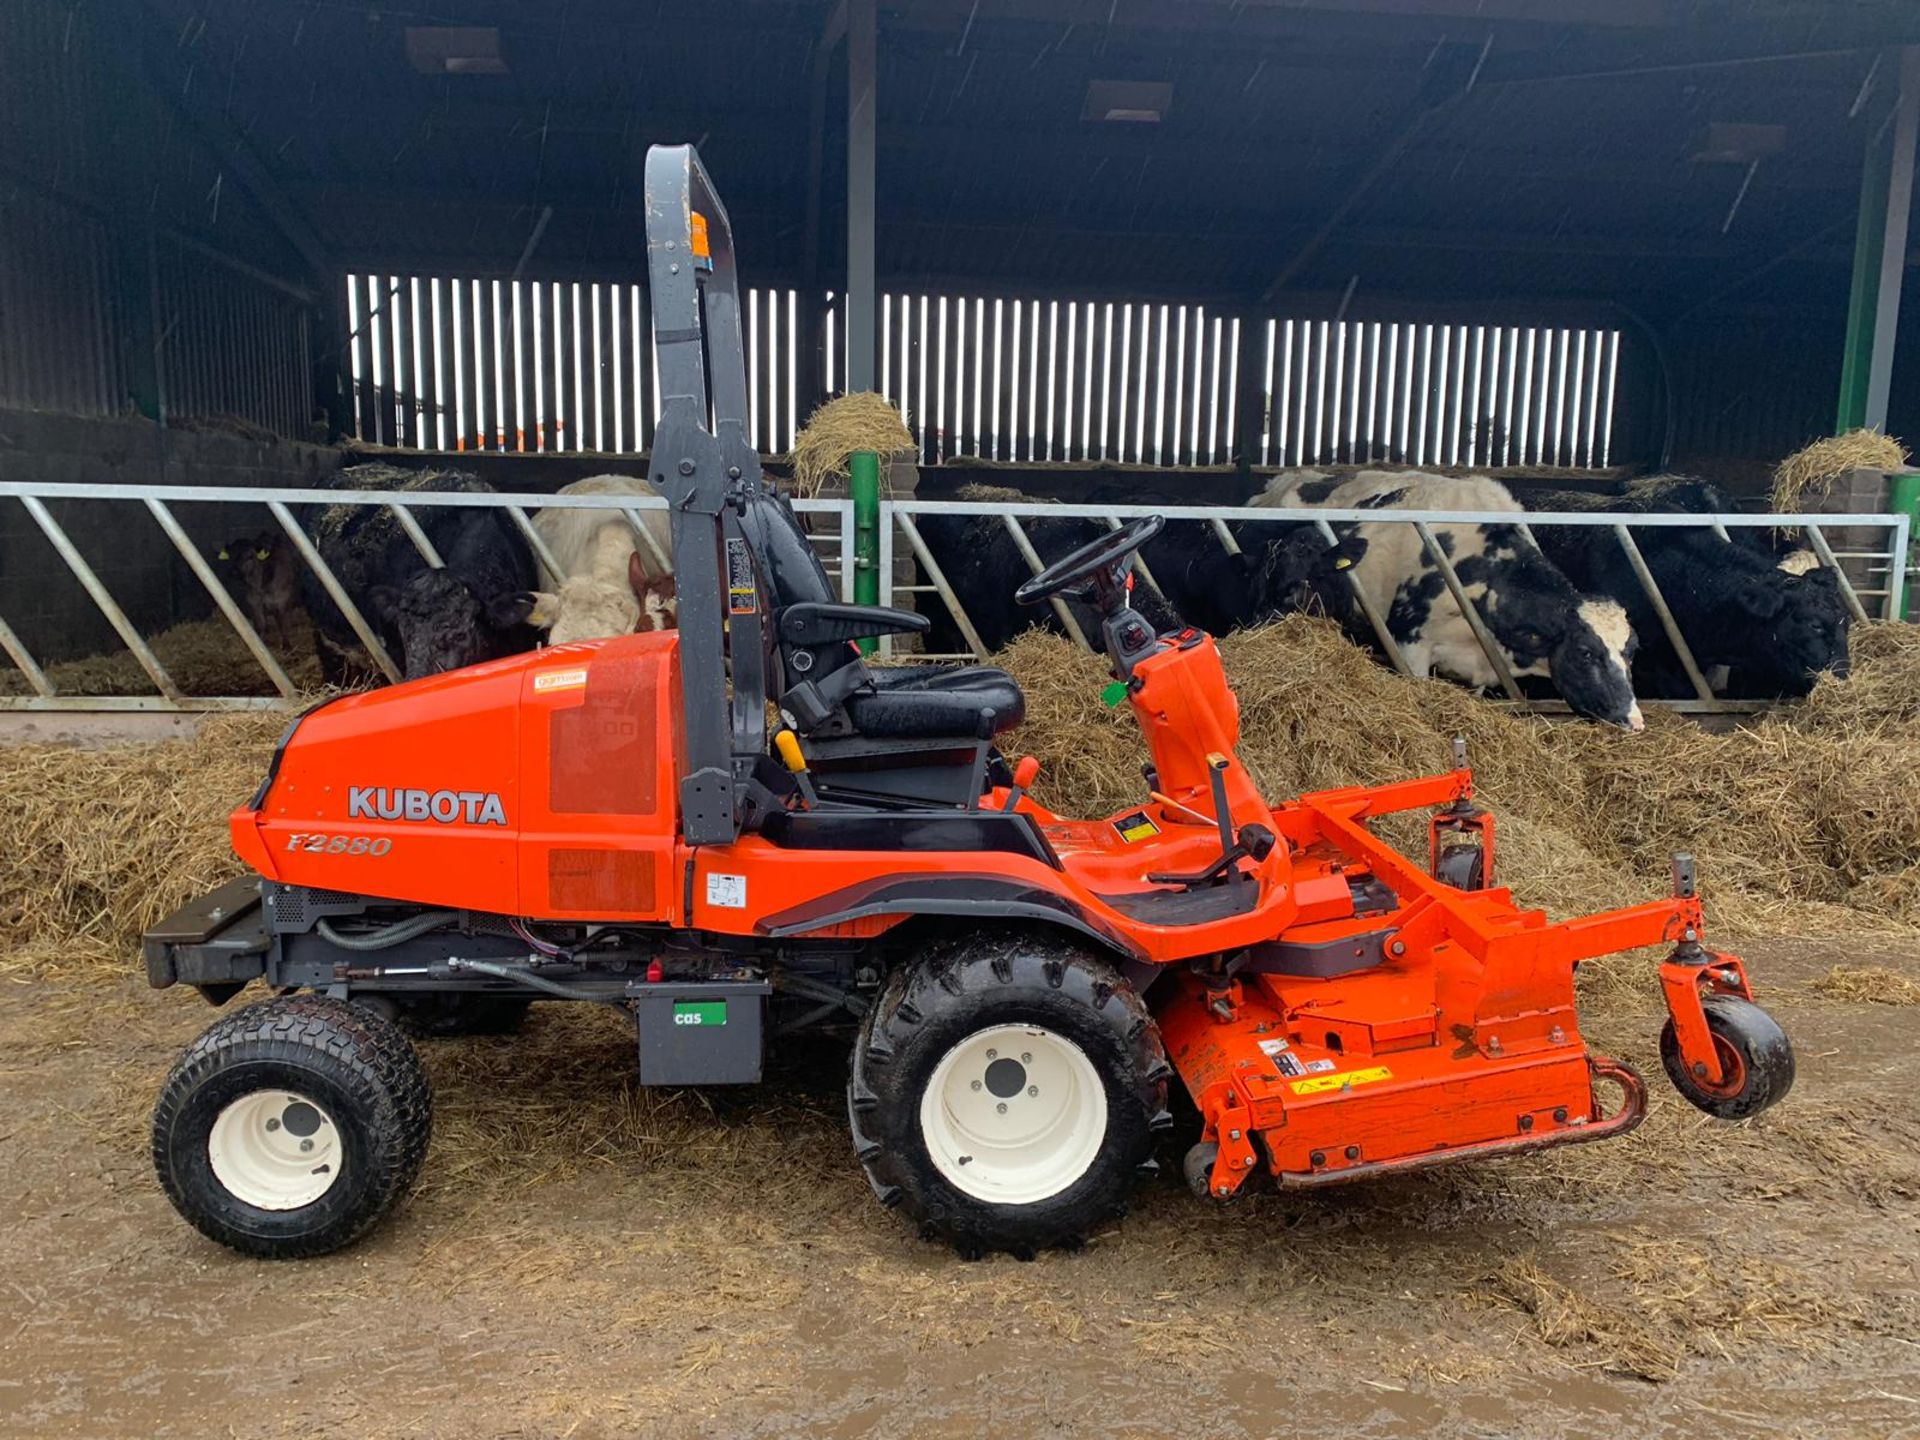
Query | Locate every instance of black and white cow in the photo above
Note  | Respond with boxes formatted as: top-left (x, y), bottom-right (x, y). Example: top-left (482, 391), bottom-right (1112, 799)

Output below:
top-left (914, 486), bottom-right (1365, 655)
top-left (304, 467), bottom-right (538, 684)
top-left (1257, 469), bottom-right (1644, 730)
top-left (1526, 476), bottom-right (1851, 698)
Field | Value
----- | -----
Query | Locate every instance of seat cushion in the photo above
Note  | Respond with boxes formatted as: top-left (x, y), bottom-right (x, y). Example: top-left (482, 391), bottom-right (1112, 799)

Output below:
top-left (846, 665), bottom-right (1025, 740)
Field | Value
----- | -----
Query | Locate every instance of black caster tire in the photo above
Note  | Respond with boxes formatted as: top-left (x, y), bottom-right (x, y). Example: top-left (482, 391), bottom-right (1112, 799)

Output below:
top-left (1660, 997), bottom-right (1794, 1120)
top-left (390, 993), bottom-right (532, 1038)
top-left (848, 932), bottom-right (1171, 1257)
top-left (1183, 1141), bottom-right (1220, 1199)
top-left (152, 994), bottom-right (432, 1258)
top-left (1434, 844), bottom-right (1485, 891)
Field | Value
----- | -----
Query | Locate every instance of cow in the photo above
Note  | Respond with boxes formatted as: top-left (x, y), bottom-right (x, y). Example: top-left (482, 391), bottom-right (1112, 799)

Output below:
top-left (1525, 476), bottom-right (1851, 698)
top-left (914, 485), bottom-right (1364, 656)
top-left (1256, 469), bottom-right (1645, 730)
top-left (303, 467), bottom-right (538, 684)
top-left (522, 475), bottom-right (677, 643)
top-left (213, 530), bottom-right (302, 650)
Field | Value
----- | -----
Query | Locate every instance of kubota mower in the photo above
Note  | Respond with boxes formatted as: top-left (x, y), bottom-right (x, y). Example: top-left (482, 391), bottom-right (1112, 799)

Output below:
top-left (144, 146), bottom-right (1793, 1260)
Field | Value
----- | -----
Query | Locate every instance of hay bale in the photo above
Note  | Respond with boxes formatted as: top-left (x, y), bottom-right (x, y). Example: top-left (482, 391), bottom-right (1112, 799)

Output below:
top-left (1770, 429), bottom-right (1909, 512)
top-left (789, 394), bottom-right (914, 497)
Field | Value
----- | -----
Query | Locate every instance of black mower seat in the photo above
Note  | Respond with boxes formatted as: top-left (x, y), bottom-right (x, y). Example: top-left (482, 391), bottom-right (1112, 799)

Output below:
top-left (848, 664), bottom-right (1025, 740)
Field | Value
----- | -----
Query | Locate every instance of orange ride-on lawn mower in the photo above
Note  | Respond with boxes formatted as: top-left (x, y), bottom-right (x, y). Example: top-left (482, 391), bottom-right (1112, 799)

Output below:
top-left (144, 146), bottom-right (1793, 1260)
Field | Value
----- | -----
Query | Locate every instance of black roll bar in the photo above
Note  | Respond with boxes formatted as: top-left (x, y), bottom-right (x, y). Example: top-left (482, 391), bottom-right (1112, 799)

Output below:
top-left (643, 143), bottom-right (769, 846)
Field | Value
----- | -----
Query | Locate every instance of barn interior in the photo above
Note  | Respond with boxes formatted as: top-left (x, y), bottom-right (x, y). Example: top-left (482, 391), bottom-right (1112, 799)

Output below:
top-left (2, 0), bottom-right (1918, 672)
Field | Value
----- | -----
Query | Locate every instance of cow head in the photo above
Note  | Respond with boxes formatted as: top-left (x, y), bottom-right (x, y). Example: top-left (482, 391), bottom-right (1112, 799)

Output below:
top-left (1516, 597), bottom-right (1643, 731)
top-left (628, 551), bottom-right (678, 632)
top-left (1247, 531), bottom-right (1368, 619)
top-left (368, 569), bottom-right (535, 679)
top-left (1738, 565), bottom-right (1850, 694)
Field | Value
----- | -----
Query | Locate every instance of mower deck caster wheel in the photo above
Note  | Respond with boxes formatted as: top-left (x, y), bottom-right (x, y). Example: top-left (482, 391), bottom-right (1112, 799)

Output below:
top-left (1183, 1142), bottom-right (1220, 1199)
top-left (1660, 997), bottom-right (1794, 1120)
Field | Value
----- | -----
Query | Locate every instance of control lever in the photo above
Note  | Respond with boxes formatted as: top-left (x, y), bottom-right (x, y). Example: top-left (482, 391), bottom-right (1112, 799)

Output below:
top-left (1147, 823), bottom-right (1276, 889)
top-left (774, 731), bottom-right (818, 808)
top-left (1001, 755), bottom-right (1041, 812)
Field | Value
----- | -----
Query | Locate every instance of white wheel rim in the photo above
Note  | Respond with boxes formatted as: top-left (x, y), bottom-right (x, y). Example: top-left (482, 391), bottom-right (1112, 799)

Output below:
top-left (919, 1023), bottom-right (1108, 1205)
top-left (208, 1090), bottom-right (344, 1211)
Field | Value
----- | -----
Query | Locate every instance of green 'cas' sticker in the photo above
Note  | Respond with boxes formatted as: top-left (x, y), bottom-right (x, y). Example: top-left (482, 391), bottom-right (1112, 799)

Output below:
top-left (672, 1000), bottom-right (727, 1027)
top-left (1100, 681), bottom-right (1127, 707)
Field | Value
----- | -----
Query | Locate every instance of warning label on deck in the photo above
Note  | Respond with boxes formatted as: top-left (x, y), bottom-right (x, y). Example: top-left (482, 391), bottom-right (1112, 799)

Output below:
top-left (1112, 810), bottom-right (1160, 843)
top-left (1290, 1065), bottom-right (1393, 1096)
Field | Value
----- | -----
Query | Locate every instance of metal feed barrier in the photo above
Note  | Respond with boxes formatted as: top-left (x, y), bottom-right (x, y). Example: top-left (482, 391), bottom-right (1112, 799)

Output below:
top-left (880, 499), bottom-right (1911, 717)
top-left (0, 481), bottom-right (1906, 717)
top-left (0, 482), bottom-right (853, 711)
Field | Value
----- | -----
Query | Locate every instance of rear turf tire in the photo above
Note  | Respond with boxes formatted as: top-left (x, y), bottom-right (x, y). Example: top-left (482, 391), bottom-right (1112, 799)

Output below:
top-left (848, 932), bottom-right (1170, 1257)
top-left (1660, 997), bottom-right (1795, 1120)
top-left (152, 994), bottom-right (432, 1258)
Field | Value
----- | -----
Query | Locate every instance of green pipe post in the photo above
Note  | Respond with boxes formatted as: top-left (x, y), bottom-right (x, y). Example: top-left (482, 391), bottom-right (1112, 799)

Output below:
top-left (1838, 107), bottom-right (1894, 432)
top-left (1890, 470), bottom-right (1920, 621)
top-left (850, 449), bottom-right (881, 653)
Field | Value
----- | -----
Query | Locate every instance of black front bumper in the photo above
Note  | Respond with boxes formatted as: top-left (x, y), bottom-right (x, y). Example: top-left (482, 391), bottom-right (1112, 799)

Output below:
top-left (142, 874), bottom-right (271, 991)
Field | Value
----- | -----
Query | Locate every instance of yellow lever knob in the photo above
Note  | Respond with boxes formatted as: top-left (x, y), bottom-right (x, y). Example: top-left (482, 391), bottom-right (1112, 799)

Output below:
top-left (775, 730), bottom-right (808, 773)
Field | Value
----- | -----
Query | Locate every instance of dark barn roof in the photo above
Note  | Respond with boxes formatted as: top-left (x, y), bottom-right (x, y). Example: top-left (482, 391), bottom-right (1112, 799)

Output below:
top-left (133, 0), bottom-right (1920, 323)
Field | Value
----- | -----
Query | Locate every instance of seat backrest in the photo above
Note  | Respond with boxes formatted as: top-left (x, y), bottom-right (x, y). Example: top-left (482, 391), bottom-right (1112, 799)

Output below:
top-left (751, 493), bottom-right (837, 608)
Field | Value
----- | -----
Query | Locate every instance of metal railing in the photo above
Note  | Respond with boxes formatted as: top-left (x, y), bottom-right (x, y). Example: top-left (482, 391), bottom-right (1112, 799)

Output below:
top-left (878, 499), bottom-right (1911, 715)
top-left (0, 482), bottom-right (853, 711)
top-left (0, 480), bottom-right (1906, 718)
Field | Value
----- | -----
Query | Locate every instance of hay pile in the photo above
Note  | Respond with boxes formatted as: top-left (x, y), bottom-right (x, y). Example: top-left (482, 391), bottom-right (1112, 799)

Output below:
top-left (0, 616), bottom-right (322, 698)
top-left (788, 393), bottom-right (914, 496)
top-left (999, 616), bottom-right (1920, 939)
top-left (3, 613), bottom-right (1918, 980)
top-left (0, 711), bottom-right (288, 971)
top-left (1770, 428), bottom-right (1910, 511)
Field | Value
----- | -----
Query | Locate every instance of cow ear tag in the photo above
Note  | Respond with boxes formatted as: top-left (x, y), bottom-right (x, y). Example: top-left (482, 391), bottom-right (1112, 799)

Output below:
top-left (1100, 681), bottom-right (1127, 707)
top-left (1335, 556), bottom-right (1352, 568)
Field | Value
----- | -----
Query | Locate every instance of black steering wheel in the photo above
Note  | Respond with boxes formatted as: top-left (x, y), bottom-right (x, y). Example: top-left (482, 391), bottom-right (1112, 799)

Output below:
top-left (1015, 514), bottom-right (1165, 607)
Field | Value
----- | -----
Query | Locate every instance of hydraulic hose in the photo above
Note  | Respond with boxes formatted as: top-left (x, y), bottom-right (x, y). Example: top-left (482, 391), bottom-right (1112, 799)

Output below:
top-left (316, 910), bottom-right (459, 951)
top-left (445, 956), bottom-right (626, 1007)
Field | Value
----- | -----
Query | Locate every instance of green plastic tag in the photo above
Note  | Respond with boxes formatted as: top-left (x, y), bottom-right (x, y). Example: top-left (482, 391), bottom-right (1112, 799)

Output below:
top-left (672, 1000), bottom-right (727, 1027)
top-left (1101, 681), bottom-right (1127, 707)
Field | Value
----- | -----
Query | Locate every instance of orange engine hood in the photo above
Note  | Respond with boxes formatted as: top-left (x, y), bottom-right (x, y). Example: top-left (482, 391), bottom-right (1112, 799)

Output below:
top-left (233, 633), bottom-right (683, 920)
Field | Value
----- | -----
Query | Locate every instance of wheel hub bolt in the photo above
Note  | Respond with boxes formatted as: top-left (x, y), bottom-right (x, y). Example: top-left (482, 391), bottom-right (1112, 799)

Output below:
top-left (1027, 1086), bottom-right (1038, 1097)
top-left (996, 1102), bottom-right (1008, 1114)
top-left (1693, 1061), bottom-right (1708, 1077)
top-left (265, 1118), bottom-right (281, 1132)
top-left (1021, 1053), bottom-right (1032, 1064)
top-left (986, 1048), bottom-right (997, 1059)
top-left (971, 1080), bottom-right (982, 1091)
top-left (299, 1139), bottom-right (315, 1152)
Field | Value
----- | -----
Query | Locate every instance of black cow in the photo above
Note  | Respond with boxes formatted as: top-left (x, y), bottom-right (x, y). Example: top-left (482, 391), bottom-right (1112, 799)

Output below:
top-left (914, 489), bottom-right (1364, 656)
top-left (1259, 470), bottom-right (1645, 730)
top-left (1527, 477), bottom-right (1851, 698)
top-left (303, 467), bottom-right (537, 684)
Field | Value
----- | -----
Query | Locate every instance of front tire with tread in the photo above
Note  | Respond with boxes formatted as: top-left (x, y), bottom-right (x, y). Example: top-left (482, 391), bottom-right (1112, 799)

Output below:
top-left (848, 932), bottom-right (1170, 1257)
top-left (152, 994), bottom-right (433, 1258)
